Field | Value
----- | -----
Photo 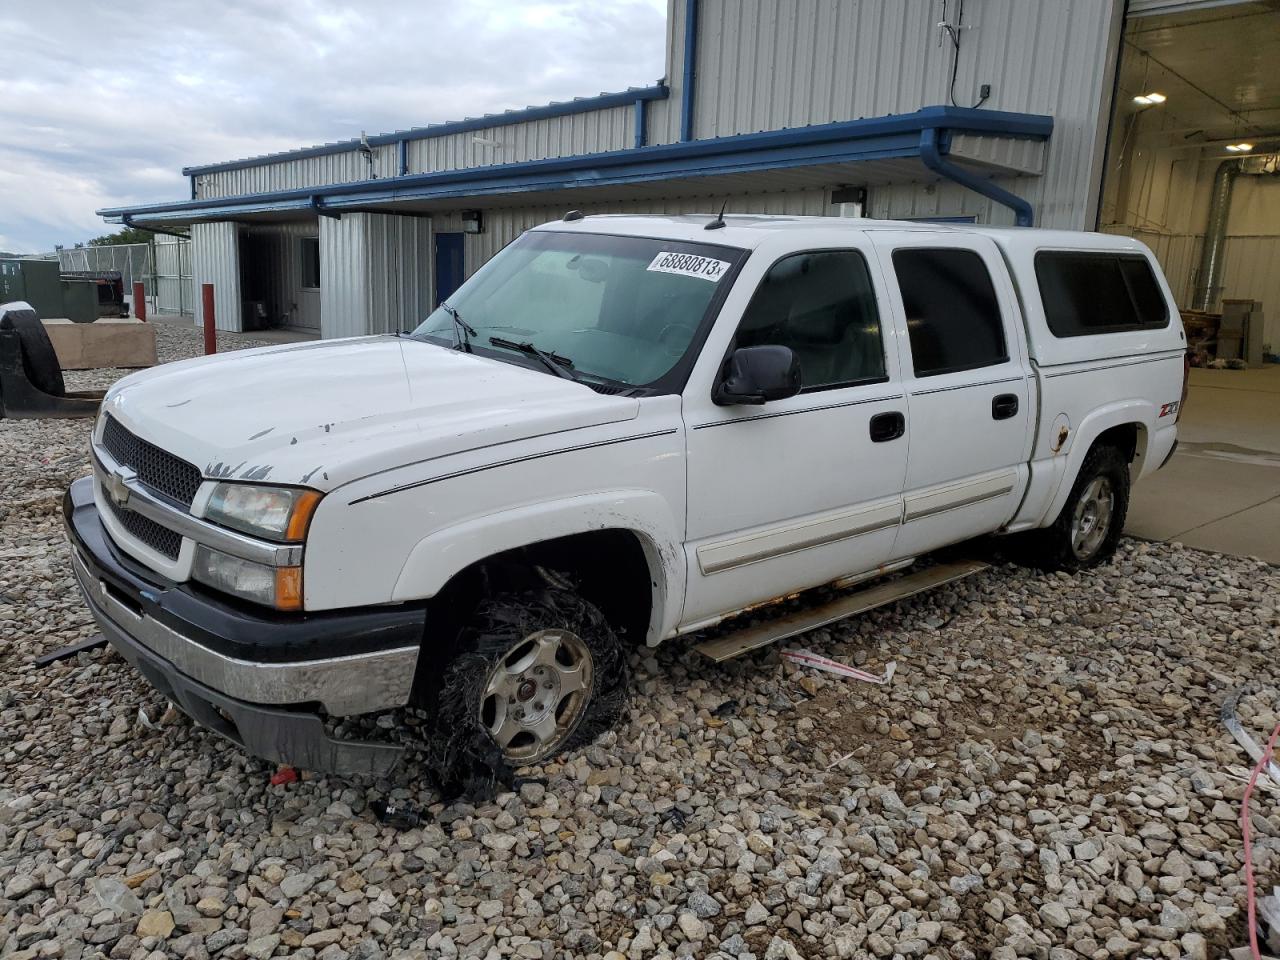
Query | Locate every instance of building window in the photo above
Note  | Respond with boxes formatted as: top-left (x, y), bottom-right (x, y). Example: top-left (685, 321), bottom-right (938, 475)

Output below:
top-left (733, 251), bottom-right (886, 392)
top-left (892, 248), bottom-right (1007, 377)
top-left (1034, 252), bottom-right (1169, 337)
top-left (301, 237), bottom-right (321, 290)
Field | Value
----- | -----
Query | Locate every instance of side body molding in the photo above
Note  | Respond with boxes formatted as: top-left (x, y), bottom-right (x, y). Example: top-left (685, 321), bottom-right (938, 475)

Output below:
top-left (390, 490), bottom-right (686, 644)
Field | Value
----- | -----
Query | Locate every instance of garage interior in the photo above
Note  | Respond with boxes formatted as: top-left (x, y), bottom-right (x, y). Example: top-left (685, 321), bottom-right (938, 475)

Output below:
top-left (1102, 0), bottom-right (1280, 561)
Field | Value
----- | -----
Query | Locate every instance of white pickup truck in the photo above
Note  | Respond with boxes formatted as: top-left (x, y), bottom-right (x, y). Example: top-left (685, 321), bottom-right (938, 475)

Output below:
top-left (64, 214), bottom-right (1187, 779)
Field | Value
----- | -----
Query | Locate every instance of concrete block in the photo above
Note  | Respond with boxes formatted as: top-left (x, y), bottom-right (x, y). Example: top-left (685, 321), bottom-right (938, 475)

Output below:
top-left (41, 318), bottom-right (157, 370)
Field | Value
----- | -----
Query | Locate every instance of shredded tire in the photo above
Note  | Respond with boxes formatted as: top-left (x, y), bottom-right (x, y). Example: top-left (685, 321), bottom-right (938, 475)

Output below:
top-left (1019, 443), bottom-right (1131, 572)
top-left (2, 311), bottom-right (65, 397)
top-left (424, 586), bottom-right (630, 800)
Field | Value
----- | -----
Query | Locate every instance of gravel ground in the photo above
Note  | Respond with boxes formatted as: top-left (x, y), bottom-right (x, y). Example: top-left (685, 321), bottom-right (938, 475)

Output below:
top-left (3, 323), bottom-right (1280, 960)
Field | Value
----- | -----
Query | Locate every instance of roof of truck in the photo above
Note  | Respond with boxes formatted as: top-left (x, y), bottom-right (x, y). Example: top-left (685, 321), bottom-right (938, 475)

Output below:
top-left (534, 213), bottom-right (1152, 256)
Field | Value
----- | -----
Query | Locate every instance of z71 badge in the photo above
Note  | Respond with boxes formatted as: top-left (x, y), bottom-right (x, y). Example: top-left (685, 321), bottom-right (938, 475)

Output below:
top-left (1159, 401), bottom-right (1180, 418)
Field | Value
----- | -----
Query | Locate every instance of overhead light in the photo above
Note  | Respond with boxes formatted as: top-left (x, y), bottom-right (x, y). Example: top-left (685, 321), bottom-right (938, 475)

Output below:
top-left (1226, 142), bottom-right (1254, 152)
top-left (1134, 92), bottom-right (1167, 105)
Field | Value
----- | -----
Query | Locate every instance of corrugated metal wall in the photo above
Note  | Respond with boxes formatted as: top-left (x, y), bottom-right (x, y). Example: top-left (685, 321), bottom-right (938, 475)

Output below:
top-left (197, 106), bottom-right (636, 199)
top-left (191, 222), bottom-right (241, 331)
top-left (319, 213), bottom-right (432, 338)
top-left (197, 145), bottom-right (398, 199)
top-left (659, 0), bottom-right (1123, 229)
top-left (408, 106), bottom-right (634, 174)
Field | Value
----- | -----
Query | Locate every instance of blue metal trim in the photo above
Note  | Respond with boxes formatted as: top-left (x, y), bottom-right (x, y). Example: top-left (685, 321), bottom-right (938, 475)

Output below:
top-left (103, 107), bottom-right (1051, 220)
top-left (397, 140), bottom-right (409, 177)
top-left (918, 127), bottom-right (1036, 227)
top-left (680, 0), bottom-right (699, 142)
top-left (181, 85), bottom-right (670, 177)
top-left (634, 98), bottom-right (647, 149)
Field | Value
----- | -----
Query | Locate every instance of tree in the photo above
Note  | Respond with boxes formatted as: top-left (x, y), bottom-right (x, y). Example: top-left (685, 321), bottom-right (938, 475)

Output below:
top-left (88, 226), bottom-right (158, 246)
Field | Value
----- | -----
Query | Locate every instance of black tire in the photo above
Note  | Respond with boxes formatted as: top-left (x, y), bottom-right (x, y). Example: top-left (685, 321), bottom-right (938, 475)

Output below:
top-left (1, 311), bottom-right (65, 397)
top-left (1021, 444), bottom-right (1130, 572)
top-left (427, 586), bottom-right (630, 796)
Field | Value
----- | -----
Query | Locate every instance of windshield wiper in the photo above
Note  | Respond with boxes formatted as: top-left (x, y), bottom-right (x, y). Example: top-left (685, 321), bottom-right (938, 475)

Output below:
top-left (487, 336), bottom-right (580, 382)
top-left (441, 302), bottom-right (476, 353)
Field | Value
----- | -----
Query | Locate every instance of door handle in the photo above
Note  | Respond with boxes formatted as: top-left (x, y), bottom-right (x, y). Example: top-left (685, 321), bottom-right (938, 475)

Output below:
top-left (869, 411), bottom-right (905, 443)
top-left (992, 394), bottom-right (1019, 420)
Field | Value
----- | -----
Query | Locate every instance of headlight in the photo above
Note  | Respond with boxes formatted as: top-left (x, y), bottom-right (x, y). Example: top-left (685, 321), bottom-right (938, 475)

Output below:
top-left (205, 483), bottom-right (321, 542)
top-left (192, 545), bottom-right (304, 610)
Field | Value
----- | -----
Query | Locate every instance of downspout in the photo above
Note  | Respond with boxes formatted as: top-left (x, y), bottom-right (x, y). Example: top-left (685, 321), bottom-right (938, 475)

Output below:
top-left (398, 139), bottom-right (409, 177)
top-left (679, 0), bottom-right (698, 142)
top-left (1192, 158), bottom-right (1241, 312)
top-left (634, 97), bottom-right (648, 148)
top-left (919, 127), bottom-right (1035, 227)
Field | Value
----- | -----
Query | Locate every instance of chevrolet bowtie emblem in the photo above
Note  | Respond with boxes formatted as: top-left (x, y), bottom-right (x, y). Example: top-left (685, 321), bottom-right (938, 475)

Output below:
top-left (107, 465), bottom-right (137, 507)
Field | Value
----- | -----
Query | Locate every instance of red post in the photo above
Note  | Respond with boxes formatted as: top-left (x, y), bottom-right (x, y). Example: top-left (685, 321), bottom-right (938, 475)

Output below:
top-left (201, 283), bottom-right (217, 355)
top-left (132, 282), bottom-right (147, 322)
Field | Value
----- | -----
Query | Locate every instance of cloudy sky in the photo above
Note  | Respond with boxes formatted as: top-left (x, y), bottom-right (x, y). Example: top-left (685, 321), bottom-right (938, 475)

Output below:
top-left (0, 0), bottom-right (668, 253)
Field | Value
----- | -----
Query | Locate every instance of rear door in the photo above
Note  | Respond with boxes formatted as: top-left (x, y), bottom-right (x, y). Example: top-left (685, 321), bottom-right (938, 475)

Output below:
top-left (870, 232), bottom-right (1033, 559)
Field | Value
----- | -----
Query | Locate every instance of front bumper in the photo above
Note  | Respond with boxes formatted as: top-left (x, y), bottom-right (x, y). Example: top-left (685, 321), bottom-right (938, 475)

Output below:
top-left (63, 477), bottom-right (423, 776)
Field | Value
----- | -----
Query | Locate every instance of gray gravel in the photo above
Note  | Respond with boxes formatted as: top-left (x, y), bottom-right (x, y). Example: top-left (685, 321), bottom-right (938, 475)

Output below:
top-left (3, 322), bottom-right (1280, 960)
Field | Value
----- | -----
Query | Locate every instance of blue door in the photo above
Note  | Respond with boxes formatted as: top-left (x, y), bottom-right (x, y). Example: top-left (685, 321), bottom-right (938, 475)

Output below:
top-left (434, 232), bottom-right (465, 306)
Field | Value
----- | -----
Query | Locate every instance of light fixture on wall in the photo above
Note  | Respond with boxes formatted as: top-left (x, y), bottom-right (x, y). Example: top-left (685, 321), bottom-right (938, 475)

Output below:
top-left (1225, 142), bottom-right (1254, 153)
top-left (461, 210), bottom-right (484, 234)
top-left (1133, 92), bottom-right (1167, 105)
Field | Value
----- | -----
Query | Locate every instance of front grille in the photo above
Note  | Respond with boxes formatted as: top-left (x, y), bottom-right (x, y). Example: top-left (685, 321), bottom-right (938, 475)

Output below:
top-left (101, 416), bottom-right (203, 507)
top-left (102, 486), bottom-right (182, 560)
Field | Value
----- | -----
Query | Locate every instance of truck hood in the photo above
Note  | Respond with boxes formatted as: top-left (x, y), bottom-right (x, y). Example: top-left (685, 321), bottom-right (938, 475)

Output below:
top-left (102, 336), bottom-right (640, 490)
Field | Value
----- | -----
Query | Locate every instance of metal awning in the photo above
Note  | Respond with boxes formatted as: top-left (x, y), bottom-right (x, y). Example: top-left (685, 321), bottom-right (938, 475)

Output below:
top-left (100, 105), bottom-right (1053, 229)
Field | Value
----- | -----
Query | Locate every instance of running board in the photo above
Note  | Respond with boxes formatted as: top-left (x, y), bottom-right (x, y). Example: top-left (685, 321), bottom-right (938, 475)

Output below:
top-left (694, 558), bottom-right (990, 662)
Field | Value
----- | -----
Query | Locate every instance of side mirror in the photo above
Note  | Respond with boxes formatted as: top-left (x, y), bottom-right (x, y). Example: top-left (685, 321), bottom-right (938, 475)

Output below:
top-left (713, 345), bottom-right (802, 406)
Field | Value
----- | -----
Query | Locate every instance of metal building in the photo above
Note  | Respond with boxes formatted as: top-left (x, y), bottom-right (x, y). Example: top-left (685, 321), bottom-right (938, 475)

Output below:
top-left (98, 0), bottom-right (1280, 344)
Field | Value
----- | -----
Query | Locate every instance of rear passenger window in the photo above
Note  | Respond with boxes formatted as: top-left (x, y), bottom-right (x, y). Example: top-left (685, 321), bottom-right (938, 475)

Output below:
top-left (1035, 252), bottom-right (1170, 337)
top-left (734, 251), bottom-right (886, 392)
top-left (892, 248), bottom-right (1008, 377)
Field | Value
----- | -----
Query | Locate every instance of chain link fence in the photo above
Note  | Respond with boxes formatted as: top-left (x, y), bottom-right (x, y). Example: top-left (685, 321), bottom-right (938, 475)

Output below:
top-left (56, 237), bottom-right (193, 315)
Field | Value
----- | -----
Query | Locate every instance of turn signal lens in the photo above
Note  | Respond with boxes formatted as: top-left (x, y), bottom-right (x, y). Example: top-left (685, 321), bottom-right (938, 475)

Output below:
top-left (275, 567), bottom-right (304, 611)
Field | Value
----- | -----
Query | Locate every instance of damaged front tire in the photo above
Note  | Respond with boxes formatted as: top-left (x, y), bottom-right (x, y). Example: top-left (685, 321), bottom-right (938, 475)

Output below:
top-left (429, 586), bottom-right (630, 792)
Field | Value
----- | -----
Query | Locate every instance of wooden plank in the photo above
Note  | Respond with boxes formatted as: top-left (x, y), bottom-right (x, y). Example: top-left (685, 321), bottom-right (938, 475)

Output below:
top-left (694, 559), bottom-right (990, 662)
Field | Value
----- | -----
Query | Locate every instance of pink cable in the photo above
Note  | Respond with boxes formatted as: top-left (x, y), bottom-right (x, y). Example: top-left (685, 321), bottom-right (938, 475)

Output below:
top-left (1243, 720), bottom-right (1280, 960)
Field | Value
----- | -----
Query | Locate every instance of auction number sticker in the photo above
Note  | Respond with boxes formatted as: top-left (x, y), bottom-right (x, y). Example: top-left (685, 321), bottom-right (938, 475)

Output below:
top-left (647, 251), bottom-right (730, 282)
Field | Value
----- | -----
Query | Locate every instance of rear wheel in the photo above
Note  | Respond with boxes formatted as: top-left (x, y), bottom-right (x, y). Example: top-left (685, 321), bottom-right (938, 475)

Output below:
top-left (430, 586), bottom-right (630, 779)
top-left (1021, 444), bottom-right (1130, 572)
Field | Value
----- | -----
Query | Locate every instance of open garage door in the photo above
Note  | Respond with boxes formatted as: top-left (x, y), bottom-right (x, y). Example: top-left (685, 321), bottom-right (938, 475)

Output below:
top-left (1101, 0), bottom-right (1280, 562)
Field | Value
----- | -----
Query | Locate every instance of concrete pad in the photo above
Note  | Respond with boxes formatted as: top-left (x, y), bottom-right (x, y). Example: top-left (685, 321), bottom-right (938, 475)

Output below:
top-left (1181, 366), bottom-right (1280, 455)
top-left (42, 318), bottom-right (158, 370)
top-left (1127, 453), bottom-right (1280, 542)
top-left (1176, 494), bottom-right (1280, 565)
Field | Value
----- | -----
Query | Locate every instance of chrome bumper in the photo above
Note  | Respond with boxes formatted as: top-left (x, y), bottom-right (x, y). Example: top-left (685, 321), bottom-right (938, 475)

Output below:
top-left (69, 547), bottom-right (417, 716)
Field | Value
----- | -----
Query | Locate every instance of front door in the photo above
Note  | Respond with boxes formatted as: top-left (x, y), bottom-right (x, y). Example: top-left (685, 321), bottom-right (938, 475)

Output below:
top-left (681, 244), bottom-right (909, 629)
top-left (434, 232), bottom-right (465, 306)
top-left (870, 233), bottom-right (1033, 560)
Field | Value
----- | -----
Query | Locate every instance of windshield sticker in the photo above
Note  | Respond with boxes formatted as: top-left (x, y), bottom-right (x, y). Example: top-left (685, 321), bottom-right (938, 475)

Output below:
top-left (647, 251), bottom-right (731, 282)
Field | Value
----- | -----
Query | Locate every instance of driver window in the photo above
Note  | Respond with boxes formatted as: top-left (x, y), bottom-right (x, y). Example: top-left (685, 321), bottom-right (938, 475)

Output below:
top-left (734, 251), bottom-right (886, 392)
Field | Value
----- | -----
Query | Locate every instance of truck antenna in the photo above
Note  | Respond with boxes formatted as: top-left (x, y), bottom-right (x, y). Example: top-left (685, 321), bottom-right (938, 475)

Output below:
top-left (704, 199), bottom-right (728, 230)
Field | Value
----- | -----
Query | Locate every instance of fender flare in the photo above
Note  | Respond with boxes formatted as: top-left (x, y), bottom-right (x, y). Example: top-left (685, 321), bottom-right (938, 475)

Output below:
top-left (390, 489), bottom-right (685, 644)
top-left (1039, 400), bottom-right (1154, 526)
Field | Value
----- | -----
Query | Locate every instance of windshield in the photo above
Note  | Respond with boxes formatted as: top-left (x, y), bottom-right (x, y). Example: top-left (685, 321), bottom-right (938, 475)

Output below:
top-left (410, 230), bottom-right (744, 390)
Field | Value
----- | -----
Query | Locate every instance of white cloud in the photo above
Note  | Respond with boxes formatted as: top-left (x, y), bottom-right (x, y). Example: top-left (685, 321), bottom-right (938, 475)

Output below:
top-left (0, 0), bottom-right (668, 251)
